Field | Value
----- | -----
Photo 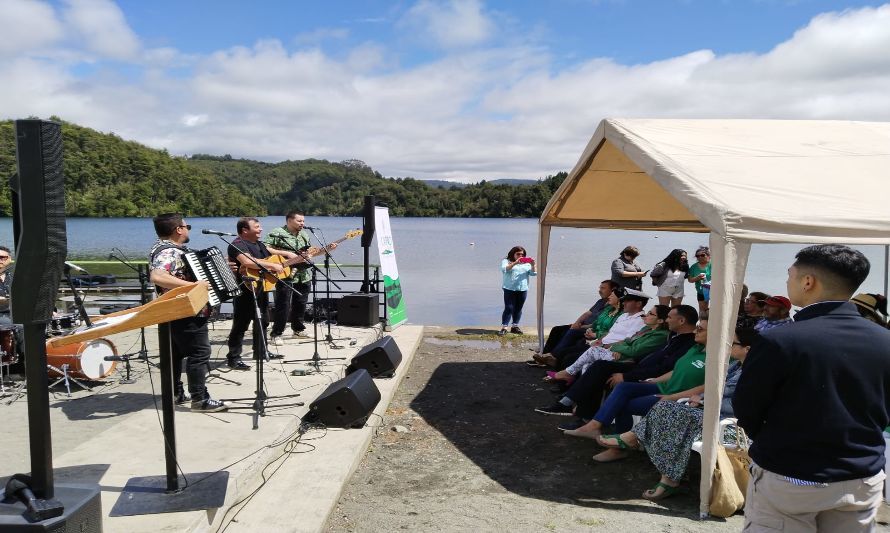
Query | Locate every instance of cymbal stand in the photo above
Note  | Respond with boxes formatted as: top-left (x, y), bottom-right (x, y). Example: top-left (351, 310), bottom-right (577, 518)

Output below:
top-left (213, 236), bottom-right (302, 430)
top-left (306, 227), bottom-right (349, 348)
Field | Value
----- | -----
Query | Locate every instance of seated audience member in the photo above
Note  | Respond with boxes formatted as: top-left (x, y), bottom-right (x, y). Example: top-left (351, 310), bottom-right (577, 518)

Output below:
top-left (535, 305), bottom-right (669, 415)
top-left (553, 305), bottom-right (699, 427)
top-left (754, 295), bottom-right (793, 333)
top-left (562, 319), bottom-right (710, 457)
top-left (529, 280), bottom-right (618, 367)
top-left (851, 293), bottom-right (889, 328)
top-left (737, 291), bottom-right (770, 329)
top-left (596, 327), bottom-right (760, 499)
top-left (551, 305), bottom-right (670, 380)
top-left (532, 287), bottom-right (628, 370)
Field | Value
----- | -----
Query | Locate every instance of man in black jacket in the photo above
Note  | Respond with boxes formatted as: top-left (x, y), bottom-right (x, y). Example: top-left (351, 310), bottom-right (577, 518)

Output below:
top-left (734, 244), bottom-right (890, 532)
top-left (551, 305), bottom-right (697, 427)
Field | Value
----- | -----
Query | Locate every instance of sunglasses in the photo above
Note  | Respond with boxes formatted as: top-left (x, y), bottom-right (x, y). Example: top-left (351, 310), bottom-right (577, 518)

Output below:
top-left (0, 255), bottom-right (9, 260)
top-left (731, 341), bottom-right (745, 346)
top-left (695, 254), bottom-right (708, 258)
top-left (179, 224), bottom-right (192, 230)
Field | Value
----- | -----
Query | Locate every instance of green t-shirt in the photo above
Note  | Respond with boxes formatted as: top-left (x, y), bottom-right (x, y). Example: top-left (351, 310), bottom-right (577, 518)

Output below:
top-left (593, 306), bottom-right (621, 338)
top-left (263, 226), bottom-right (311, 283)
top-left (610, 327), bottom-right (670, 362)
top-left (658, 344), bottom-right (706, 395)
top-left (688, 262), bottom-right (712, 293)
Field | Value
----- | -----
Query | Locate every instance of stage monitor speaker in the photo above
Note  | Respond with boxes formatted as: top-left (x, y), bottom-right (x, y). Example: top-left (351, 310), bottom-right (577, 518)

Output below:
top-left (337, 292), bottom-right (379, 327)
top-left (347, 335), bottom-right (402, 378)
top-left (304, 369), bottom-right (381, 428)
top-left (10, 119), bottom-right (67, 325)
top-left (361, 195), bottom-right (375, 247)
top-left (0, 483), bottom-right (102, 532)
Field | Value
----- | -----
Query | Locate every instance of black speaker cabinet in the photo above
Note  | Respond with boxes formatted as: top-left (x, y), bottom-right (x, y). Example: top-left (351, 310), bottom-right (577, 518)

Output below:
top-left (0, 483), bottom-right (102, 532)
top-left (337, 292), bottom-right (379, 327)
top-left (347, 336), bottom-right (402, 378)
top-left (10, 119), bottom-right (67, 325)
top-left (305, 369), bottom-right (381, 428)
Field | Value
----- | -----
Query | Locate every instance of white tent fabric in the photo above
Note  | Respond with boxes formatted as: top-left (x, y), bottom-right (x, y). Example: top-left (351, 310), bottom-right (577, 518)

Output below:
top-left (536, 118), bottom-right (890, 516)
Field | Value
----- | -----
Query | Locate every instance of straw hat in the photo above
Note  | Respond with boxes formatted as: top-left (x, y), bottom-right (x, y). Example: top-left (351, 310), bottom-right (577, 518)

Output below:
top-left (850, 293), bottom-right (888, 326)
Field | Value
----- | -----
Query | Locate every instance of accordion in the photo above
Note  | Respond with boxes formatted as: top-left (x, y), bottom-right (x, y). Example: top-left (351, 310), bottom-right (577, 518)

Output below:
top-left (183, 247), bottom-right (241, 306)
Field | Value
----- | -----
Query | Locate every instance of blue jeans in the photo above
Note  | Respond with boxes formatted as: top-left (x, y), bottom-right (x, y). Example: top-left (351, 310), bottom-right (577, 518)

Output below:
top-left (501, 289), bottom-right (527, 326)
top-left (592, 381), bottom-right (661, 433)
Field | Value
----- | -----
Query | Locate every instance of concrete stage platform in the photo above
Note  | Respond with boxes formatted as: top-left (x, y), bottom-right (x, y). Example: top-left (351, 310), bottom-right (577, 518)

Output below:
top-left (1, 320), bottom-right (423, 533)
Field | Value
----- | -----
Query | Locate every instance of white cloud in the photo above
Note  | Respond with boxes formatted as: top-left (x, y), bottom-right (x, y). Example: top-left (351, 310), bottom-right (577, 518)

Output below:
top-left (399, 0), bottom-right (495, 49)
top-left (62, 0), bottom-right (141, 61)
top-left (2, 3), bottom-right (890, 182)
top-left (0, 0), bottom-right (64, 56)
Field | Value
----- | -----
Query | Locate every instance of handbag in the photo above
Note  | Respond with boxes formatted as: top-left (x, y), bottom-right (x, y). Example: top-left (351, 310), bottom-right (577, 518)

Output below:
top-left (709, 424), bottom-right (750, 518)
top-left (650, 262), bottom-right (667, 287)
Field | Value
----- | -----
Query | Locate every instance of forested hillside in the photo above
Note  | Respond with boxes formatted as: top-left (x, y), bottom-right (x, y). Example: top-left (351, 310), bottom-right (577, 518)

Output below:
top-left (0, 119), bottom-right (566, 218)
top-left (0, 119), bottom-right (260, 217)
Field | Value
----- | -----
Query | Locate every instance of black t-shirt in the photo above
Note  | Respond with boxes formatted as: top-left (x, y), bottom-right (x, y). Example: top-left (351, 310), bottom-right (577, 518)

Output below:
top-left (229, 238), bottom-right (271, 282)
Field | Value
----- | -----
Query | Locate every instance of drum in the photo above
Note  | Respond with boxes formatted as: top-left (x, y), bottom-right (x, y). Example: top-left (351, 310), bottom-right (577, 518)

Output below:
top-left (0, 325), bottom-right (17, 366)
top-left (46, 338), bottom-right (117, 381)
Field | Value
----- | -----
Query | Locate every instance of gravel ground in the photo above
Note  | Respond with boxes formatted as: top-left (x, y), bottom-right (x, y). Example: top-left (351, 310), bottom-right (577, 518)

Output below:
top-left (326, 329), bottom-right (752, 532)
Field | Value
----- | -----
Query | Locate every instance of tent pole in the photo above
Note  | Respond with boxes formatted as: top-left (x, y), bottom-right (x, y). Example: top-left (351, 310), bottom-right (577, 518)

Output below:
top-left (536, 225), bottom-right (551, 353)
top-left (699, 234), bottom-right (750, 518)
top-left (884, 244), bottom-right (890, 296)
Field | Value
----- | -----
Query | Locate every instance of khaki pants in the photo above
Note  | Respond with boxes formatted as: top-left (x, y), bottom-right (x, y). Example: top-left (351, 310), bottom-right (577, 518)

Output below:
top-left (744, 462), bottom-right (885, 532)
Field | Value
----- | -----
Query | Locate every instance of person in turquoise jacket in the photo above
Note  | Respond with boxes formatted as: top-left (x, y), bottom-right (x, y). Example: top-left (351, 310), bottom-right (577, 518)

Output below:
top-left (499, 245), bottom-right (536, 336)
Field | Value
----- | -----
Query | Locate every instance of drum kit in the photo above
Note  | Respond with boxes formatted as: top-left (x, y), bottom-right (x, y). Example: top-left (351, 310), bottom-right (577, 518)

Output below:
top-left (0, 309), bottom-right (119, 399)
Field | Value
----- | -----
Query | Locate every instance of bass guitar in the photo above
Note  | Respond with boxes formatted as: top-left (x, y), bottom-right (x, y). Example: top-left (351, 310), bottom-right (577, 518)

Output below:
top-left (240, 229), bottom-right (362, 291)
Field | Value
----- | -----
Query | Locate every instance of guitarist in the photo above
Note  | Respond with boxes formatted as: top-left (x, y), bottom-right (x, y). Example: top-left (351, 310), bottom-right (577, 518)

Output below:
top-left (225, 217), bottom-right (298, 370)
top-left (263, 211), bottom-right (338, 345)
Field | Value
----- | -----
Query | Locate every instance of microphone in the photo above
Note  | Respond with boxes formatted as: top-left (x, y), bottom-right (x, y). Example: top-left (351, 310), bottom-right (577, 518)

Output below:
top-left (104, 355), bottom-right (128, 362)
top-left (202, 229), bottom-right (237, 237)
top-left (304, 226), bottom-right (318, 230)
top-left (107, 253), bottom-right (116, 260)
top-left (64, 261), bottom-right (90, 274)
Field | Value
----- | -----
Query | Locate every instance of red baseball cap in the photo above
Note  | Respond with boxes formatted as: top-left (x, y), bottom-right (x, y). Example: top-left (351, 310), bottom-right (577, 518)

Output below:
top-left (764, 295), bottom-right (791, 310)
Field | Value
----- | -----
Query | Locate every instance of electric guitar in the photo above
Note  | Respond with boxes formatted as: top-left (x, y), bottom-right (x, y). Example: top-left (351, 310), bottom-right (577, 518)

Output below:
top-left (240, 229), bottom-right (362, 291)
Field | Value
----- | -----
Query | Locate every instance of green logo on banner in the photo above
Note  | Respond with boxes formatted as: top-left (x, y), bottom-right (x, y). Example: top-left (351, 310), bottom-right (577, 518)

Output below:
top-left (384, 275), bottom-right (406, 325)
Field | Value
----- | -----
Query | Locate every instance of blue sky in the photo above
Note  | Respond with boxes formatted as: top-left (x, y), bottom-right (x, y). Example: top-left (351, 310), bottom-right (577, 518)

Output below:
top-left (3, 0), bottom-right (890, 180)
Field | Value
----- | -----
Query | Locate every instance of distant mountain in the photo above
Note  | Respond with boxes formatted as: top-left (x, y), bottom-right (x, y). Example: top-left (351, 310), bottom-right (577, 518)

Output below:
top-left (422, 178), bottom-right (538, 189)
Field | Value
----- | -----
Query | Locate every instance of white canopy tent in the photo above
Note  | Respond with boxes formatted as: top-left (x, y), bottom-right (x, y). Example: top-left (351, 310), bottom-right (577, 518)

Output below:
top-left (536, 118), bottom-right (890, 516)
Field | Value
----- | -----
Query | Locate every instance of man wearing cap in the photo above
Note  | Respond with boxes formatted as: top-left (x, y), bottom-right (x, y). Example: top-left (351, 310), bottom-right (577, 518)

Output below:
top-left (851, 293), bottom-right (889, 327)
top-left (754, 295), bottom-right (793, 333)
top-left (734, 245), bottom-right (890, 532)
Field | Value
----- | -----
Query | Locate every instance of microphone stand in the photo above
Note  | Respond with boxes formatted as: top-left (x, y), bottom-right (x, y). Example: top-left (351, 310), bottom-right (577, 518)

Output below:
top-left (213, 236), bottom-right (302, 430)
top-left (108, 250), bottom-right (157, 383)
top-left (306, 227), bottom-right (349, 348)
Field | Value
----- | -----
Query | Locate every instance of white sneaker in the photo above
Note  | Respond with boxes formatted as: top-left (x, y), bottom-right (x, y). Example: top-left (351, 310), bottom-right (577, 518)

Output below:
top-left (270, 335), bottom-right (283, 346)
top-left (292, 329), bottom-right (310, 339)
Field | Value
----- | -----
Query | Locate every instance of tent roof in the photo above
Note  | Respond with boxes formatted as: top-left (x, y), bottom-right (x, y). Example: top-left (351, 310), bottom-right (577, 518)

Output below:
top-left (540, 119), bottom-right (890, 244)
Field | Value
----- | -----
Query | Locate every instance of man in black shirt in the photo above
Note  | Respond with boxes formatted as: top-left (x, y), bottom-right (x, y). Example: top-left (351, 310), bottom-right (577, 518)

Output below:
top-left (225, 217), bottom-right (297, 370)
top-left (734, 244), bottom-right (890, 531)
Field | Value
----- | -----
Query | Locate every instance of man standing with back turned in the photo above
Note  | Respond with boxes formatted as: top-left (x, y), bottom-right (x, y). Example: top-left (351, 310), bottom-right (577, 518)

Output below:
top-left (734, 245), bottom-right (890, 532)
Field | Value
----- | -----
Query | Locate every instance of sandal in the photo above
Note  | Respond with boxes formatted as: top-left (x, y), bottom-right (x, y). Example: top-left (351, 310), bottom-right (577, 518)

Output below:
top-left (597, 434), bottom-right (637, 450)
top-left (642, 482), bottom-right (681, 501)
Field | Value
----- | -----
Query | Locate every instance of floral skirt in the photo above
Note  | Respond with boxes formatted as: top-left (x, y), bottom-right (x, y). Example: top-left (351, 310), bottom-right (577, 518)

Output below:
top-left (633, 400), bottom-right (737, 482)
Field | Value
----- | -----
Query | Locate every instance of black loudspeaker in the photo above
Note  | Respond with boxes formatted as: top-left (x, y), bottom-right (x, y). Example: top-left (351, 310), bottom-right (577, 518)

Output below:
top-left (10, 119), bottom-right (67, 325)
top-left (0, 484), bottom-right (102, 532)
top-left (347, 335), bottom-right (402, 378)
top-left (337, 292), bottom-right (379, 327)
top-left (305, 369), bottom-right (381, 428)
top-left (361, 195), bottom-right (375, 247)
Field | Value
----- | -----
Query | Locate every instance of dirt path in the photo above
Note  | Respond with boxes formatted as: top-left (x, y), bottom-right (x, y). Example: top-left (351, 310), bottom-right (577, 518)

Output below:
top-left (325, 329), bottom-right (748, 532)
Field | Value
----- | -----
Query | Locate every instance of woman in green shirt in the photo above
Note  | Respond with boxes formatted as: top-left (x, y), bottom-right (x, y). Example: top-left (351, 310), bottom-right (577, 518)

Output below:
top-left (563, 320), bottom-right (710, 463)
top-left (687, 246), bottom-right (711, 316)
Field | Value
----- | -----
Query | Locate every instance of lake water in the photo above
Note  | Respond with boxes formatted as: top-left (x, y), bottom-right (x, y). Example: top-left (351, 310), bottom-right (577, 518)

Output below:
top-left (1, 217), bottom-right (887, 326)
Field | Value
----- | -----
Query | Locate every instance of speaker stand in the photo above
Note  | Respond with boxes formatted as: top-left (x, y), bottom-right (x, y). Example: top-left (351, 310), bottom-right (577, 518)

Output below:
top-left (110, 323), bottom-right (228, 515)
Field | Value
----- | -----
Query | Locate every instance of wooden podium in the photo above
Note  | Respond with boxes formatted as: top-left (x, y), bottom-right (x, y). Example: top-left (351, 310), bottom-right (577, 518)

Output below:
top-left (49, 283), bottom-right (229, 515)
